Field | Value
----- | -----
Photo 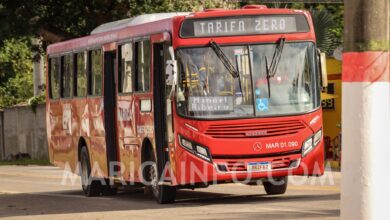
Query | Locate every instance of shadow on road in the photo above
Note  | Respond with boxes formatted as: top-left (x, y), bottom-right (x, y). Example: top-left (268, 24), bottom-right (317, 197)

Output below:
top-left (0, 188), bottom-right (340, 218)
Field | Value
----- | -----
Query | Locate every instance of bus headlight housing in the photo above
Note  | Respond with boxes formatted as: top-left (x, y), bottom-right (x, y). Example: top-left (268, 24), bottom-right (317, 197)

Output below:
top-left (179, 135), bottom-right (212, 162)
top-left (302, 129), bottom-right (322, 157)
top-left (313, 129), bottom-right (322, 146)
top-left (180, 137), bottom-right (193, 150)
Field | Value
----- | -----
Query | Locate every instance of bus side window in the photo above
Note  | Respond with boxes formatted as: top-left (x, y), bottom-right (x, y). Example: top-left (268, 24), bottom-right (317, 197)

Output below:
top-left (62, 54), bottom-right (73, 98)
top-left (135, 40), bottom-right (151, 92)
top-left (49, 57), bottom-right (61, 99)
top-left (89, 49), bottom-right (103, 96)
top-left (118, 42), bottom-right (133, 93)
top-left (75, 52), bottom-right (87, 97)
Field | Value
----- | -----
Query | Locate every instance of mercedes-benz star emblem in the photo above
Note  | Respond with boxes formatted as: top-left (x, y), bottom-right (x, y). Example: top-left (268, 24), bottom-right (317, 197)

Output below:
top-left (253, 142), bottom-right (262, 151)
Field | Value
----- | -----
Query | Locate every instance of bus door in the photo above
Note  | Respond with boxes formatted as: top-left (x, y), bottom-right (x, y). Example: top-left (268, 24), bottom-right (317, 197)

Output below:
top-left (132, 39), bottom-right (154, 181)
top-left (116, 41), bottom-right (138, 182)
top-left (153, 42), bottom-right (173, 183)
top-left (103, 49), bottom-right (119, 176)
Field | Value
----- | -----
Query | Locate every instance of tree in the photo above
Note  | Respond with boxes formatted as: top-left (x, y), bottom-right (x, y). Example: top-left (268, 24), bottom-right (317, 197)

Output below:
top-left (0, 0), bottom-right (237, 49)
top-left (0, 0), bottom-right (236, 108)
top-left (0, 38), bottom-right (33, 108)
top-left (310, 8), bottom-right (337, 55)
top-left (0, 0), bottom-right (132, 49)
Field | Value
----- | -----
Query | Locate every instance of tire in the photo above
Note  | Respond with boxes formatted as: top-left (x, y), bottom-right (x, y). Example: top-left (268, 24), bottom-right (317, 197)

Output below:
top-left (102, 185), bottom-right (118, 196)
top-left (101, 179), bottom-right (118, 196)
top-left (146, 158), bottom-right (176, 204)
top-left (79, 146), bottom-right (103, 197)
top-left (263, 176), bottom-right (288, 195)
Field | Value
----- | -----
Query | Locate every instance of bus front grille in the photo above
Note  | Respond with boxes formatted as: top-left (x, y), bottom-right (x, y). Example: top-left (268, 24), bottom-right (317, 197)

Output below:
top-left (205, 120), bottom-right (306, 139)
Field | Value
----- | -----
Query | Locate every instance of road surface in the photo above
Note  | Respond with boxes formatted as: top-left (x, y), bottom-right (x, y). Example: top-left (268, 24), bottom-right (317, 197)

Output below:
top-left (0, 166), bottom-right (340, 219)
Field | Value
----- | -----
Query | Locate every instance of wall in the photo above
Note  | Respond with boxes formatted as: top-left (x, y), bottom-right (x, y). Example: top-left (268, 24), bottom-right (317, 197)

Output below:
top-left (322, 58), bottom-right (342, 164)
top-left (323, 58), bottom-right (342, 139)
top-left (2, 104), bottom-right (48, 159)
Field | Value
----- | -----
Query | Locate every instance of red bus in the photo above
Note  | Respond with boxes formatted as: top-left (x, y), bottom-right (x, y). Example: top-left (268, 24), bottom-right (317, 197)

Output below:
top-left (46, 5), bottom-right (327, 203)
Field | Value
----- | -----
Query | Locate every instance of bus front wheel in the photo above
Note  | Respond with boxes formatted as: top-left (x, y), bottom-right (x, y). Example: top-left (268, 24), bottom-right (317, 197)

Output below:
top-left (147, 159), bottom-right (176, 204)
top-left (80, 146), bottom-right (103, 197)
top-left (263, 176), bottom-right (288, 195)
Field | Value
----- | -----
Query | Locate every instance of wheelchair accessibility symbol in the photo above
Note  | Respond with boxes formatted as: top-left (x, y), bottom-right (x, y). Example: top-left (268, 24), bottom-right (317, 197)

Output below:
top-left (256, 98), bottom-right (269, 112)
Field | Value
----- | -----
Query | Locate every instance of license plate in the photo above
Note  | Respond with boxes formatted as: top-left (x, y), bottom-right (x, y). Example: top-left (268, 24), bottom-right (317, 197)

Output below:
top-left (247, 162), bottom-right (271, 172)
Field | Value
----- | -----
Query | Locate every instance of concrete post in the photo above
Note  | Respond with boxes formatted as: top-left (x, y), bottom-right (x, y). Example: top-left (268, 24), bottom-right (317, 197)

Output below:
top-left (32, 39), bottom-right (44, 96)
top-left (341, 0), bottom-right (389, 219)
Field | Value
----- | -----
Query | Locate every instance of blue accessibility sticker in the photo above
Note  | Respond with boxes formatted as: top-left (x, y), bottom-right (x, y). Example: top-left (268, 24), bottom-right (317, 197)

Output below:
top-left (256, 98), bottom-right (269, 111)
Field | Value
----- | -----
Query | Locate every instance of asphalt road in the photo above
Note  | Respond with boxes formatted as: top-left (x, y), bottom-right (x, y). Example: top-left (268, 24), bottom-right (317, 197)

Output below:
top-left (0, 166), bottom-right (340, 220)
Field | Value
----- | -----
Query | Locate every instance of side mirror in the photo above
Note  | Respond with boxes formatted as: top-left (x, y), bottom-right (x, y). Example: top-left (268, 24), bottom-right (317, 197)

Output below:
top-left (318, 50), bottom-right (328, 88)
top-left (176, 88), bottom-right (186, 102)
top-left (168, 46), bottom-right (175, 60)
top-left (165, 60), bottom-right (177, 86)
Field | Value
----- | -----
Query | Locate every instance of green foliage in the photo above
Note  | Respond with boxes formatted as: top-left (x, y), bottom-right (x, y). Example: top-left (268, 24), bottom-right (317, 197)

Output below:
top-left (130, 0), bottom-right (237, 13)
top-left (310, 8), bottom-right (336, 55)
top-left (313, 4), bottom-right (344, 54)
top-left (0, 0), bottom-right (237, 48)
top-left (28, 94), bottom-right (46, 113)
top-left (0, 38), bottom-right (34, 109)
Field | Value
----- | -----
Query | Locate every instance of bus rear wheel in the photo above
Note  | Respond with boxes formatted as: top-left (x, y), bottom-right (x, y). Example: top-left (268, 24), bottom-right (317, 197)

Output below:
top-left (147, 159), bottom-right (176, 204)
top-left (80, 146), bottom-right (103, 197)
top-left (263, 176), bottom-right (288, 195)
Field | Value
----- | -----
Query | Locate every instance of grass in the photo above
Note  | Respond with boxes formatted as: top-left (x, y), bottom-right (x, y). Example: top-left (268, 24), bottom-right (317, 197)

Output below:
top-left (0, 158), bottom-right (51, 166)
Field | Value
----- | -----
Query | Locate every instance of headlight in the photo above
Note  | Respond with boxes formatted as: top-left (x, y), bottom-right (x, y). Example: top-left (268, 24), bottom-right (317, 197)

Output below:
top-left (302, 137), bottom-right (313, 157)
top-left (179, 135), bottom-right (212, 162)
top-left (313, 129), bottom-right (322, 146)
top-left (180, 136), bottom-right (193, 150)
top-left (302, 129), bottom-right (322, 157)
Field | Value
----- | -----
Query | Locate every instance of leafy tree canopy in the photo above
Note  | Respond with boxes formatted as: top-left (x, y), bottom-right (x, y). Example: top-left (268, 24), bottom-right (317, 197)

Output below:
top-left (0, 38), bottom-right (33, 108)
top-left (0, 0), bottom-right (236, 49)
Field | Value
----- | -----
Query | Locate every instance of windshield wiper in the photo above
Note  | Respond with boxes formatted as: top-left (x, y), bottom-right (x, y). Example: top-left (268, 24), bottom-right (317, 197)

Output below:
top-left (263, 38), bottom-right (285, 98)
top-left (209, 40), bottom-right (239, 78)
top-left (209, 40), bottom-right (244, 98)
top-left (268, 38), bottom-right (285, 78)
top-left (264, 56), bottom-right (272, 98)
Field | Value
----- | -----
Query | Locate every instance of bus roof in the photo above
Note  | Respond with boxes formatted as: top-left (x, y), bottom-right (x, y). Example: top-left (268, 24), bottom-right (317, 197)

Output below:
top-left (91, 12), bottom-right (190, 35)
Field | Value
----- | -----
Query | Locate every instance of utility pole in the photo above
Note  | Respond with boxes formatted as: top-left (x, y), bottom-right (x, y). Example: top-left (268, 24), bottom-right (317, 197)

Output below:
top-left (32, 38), bottom-right (44, 96)
top-left (342, 0), bottom-right (389, 219)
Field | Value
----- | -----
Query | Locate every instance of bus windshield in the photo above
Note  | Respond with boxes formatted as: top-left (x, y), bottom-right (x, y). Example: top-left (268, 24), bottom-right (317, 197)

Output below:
top-left (176, 42), bottom-right (320, 119)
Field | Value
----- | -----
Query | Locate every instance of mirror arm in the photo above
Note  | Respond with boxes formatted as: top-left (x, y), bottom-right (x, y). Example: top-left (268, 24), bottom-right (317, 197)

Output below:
top-left (317, 48), bottom-right (328, 88)
top-left (167, 46), bottom-right (177, 98)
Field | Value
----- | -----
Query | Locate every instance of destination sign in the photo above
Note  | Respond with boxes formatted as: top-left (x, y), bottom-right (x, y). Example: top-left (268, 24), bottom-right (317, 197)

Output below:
top-left (180, 15), bottom-right (309, 37)
top-left (189, 96), bottom-right (234, 112)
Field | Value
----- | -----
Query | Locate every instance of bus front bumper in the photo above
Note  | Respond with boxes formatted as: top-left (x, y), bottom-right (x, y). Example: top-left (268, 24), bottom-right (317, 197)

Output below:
top-left (171, 141), bottom-right (324, 186)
